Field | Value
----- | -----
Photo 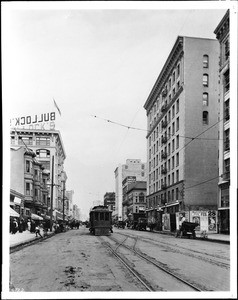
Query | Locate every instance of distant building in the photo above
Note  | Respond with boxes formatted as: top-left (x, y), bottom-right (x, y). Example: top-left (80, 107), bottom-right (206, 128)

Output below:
top-left (66, 190), bottom-right (74, 218)
top-left (114, 159), bottom-right (146, 221)
top-left (10, 128), bottom-right (67, 221)
top-left (104, 192), bottom-right (115, 211)
top-left (125, 181), bottom-right (147, 222)
top-left (144, 36), bottom-right (220, 232)
top-left (214, 10), bottom-right (230, 234)
top-left (73, 204), bottom-right (80, 220)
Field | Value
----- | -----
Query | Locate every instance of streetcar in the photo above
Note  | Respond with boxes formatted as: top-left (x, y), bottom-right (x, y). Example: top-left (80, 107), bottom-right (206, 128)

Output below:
top-left (89, 205), bottom-right (113, 236)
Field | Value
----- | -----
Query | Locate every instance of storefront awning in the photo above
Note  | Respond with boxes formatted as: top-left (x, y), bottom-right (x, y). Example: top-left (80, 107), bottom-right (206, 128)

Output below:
top-left (14, 197), bottom-right (22, 204)
top-left (10, 207), bottom-right (20, 218)
top-left (31, 213), bottom-right (43, 221)
top-left (161, 202), bottom-right (179, 208)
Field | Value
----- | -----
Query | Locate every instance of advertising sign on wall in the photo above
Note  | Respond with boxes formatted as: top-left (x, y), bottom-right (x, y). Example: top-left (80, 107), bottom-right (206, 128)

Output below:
top-left (162, 213), bottom-right (170, 231)
top-left (190, 210), bottom-right (217, 233)
top-left (10, 112), bottom-right (57, 131)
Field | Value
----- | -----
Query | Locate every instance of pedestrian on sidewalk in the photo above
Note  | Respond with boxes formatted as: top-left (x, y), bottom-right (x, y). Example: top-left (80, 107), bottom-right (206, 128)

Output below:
top-left (27, 219), bottom-right (31, 231)
top-left (12, 218), bottom-right (18, 234)
top-left (35, 223), bottom-right (43, 238)
top-left (18, 219), bottom-right (24, 233)
top-left (30, 219), bottom-right (36, 233)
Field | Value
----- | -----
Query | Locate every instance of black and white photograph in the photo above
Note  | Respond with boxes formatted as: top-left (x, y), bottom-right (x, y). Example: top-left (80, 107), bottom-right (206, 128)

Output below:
top-left (2, 1), bottom-right (237, 299)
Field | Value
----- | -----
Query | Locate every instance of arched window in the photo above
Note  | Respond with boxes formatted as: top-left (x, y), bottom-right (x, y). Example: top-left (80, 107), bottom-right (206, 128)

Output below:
top-left (203, 111), bottom-right (209, 125)
top-left (36, 149), bottom-right (50, 158)
top-left (203, 74), bottom-right (209, 87)
top-left (203, 55), bottom-right (209, 68)
top-left (203, 93), bottom-right (209, 106)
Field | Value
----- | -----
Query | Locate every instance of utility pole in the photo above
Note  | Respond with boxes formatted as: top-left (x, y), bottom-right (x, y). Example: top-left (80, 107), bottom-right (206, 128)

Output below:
top-left (63, 180), bottom-right (65, 223)
top-left (50, 155), bottom-right (54, 232)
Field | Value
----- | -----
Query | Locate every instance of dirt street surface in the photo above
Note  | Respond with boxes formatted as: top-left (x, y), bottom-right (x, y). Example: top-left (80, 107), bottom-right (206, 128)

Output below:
top-left (10, 226), bottom-right (230, 293)
top-left (10, 227), bottom-right (146, 292)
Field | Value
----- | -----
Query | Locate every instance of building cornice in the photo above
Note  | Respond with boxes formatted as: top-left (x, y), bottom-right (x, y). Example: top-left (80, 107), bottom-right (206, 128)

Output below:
top-left (146, 85), bottom-right (183, 138)
top-left (11, 128), bottom-right (66, 160)
top-left (214, 10), bottom-right (229, 41)
top-left (144, 36), bottom-right (184, 112)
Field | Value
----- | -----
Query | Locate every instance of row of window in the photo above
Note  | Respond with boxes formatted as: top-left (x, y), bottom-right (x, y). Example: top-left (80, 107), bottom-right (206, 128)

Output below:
top-left (149, 169), bottom-right (180, 194)
top-left (149, 99), bottom-right (180, 147)
top-left (148, 54), bottom-right (210, 126)
top-left (147, 186), bottom-right (180, 207)
top-left (149, 139), bottom-right (180, 171)
top-left (25, 182), bottom-right (47, 203)
top-left (10, 136), bottom-right (51, 146)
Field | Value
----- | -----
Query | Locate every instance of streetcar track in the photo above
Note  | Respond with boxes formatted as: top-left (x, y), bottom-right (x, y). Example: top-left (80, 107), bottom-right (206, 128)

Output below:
top-left (97, 236), bottom-right (154, 291)
top-left (114, 231), bottom-right (230, 269)
top-left (99, 235), bottom-right (203, 292)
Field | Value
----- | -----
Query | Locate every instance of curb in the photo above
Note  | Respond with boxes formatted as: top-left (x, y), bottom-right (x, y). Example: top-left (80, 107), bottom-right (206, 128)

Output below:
top-left (10, 232), bottom-right (56, 253)
top-left (153, 230), bottom-right (230, 244)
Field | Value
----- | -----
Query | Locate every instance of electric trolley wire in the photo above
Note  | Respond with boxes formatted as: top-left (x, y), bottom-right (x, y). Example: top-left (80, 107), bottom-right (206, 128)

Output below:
top-left (92, 115), bottom-right (225, 141)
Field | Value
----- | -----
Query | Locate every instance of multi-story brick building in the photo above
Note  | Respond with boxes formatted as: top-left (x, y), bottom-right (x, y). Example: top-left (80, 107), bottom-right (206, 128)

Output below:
top-left (125, 181), bottom-right (147, 223)
top-left (144, 36), bottom-right (220, 232)
top-left (114, 159), bottom-right (146, 221)
top-left (104, 192), bottom-right (115, 212)
top-left (10, 146), bottom-right (50, 219)
top-left (214, 10), bottom-right (230, 234)
top-left (10, 128), bottom-right (67, 221)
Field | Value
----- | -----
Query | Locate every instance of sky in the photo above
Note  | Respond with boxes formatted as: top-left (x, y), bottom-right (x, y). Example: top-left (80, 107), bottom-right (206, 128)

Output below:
top-left (3, 1), bottom-right (235, 221)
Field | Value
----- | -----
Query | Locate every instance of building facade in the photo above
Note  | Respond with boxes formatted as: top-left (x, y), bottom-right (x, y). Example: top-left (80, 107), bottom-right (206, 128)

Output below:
top-left (66, 190), bottom-right (74, 219)
top-left (114, 159), bottom-right (146, 221)
top-left (104, 192), bottom-right (115, 212)
top-left (10, 128), bottom-right (67, 221)
top-left (214, 10), bottom-right (230, 234)
top-left (125, 181), bottom-right (147, 223)
top-left (10, 146), bottom-right (50, 219)
top-left (144, 36), bottom-right (220, 232)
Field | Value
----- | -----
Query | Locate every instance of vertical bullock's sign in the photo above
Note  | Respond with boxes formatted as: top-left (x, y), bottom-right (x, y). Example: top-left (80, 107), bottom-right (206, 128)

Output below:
top-left (10, 112), bottom-right (56, 130)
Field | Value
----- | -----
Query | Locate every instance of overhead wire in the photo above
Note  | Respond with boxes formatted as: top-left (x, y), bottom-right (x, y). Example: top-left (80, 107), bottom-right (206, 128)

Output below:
top-left (91, 114), bottom-right (225, 141)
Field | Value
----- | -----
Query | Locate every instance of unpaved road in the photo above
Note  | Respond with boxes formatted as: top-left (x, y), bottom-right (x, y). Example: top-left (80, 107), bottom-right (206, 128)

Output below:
top-left (10, 226), bottom-right (230, 292)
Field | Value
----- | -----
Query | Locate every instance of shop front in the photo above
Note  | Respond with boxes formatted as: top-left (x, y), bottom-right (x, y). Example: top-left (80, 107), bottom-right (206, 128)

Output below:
top-left (175, 210), bottom-right (218, 233)
top-left (218, 208), bottom-right (229, 234)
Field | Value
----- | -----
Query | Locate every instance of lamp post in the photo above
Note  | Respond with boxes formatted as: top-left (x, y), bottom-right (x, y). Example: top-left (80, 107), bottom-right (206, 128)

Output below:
top-left (50, 155), bottom-right (54, 232)
top-left (62, 180), bottom-right (65, 223)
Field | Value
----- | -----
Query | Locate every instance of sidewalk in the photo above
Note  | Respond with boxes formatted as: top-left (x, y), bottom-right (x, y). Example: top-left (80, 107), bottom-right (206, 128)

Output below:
top-left (152, 229), bottom-right (230, 244)
top-left (10, 228), bottom-right (230, 252)
top-left (10, 230), bottom-right (55, 252)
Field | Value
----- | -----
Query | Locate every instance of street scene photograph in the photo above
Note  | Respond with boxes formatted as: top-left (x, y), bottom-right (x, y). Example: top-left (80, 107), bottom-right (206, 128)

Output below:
top-left (2, 1), bottom-right (237, 299)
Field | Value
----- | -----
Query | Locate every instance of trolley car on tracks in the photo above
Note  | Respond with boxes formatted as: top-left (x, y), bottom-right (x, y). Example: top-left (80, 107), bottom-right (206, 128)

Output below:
top-left (89, 205), bottom-right (113, 236)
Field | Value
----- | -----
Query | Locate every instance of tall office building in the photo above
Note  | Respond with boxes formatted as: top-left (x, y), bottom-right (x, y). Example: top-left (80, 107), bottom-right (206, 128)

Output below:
top-left (214, 10), bottom-right (230, 233)
top-left (114, 159), bottom-right (146, 221)
top-left (144, 36), bottom-right (220, 232)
